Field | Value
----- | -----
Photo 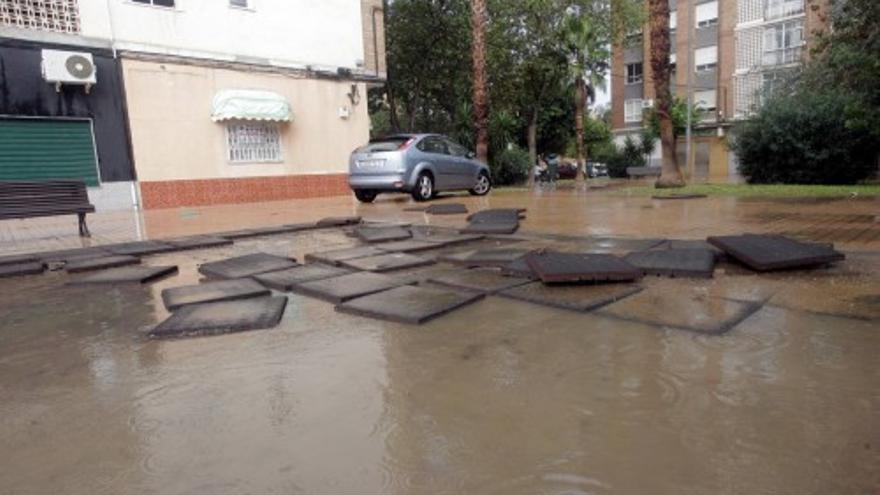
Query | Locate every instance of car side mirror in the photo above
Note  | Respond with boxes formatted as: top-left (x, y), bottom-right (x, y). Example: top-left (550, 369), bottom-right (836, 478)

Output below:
top-left (466, 151), bottom-right (476, 159)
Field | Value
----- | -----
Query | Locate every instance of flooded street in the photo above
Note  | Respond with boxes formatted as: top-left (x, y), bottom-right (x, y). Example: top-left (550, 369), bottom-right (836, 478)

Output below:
top-left (1, 189), bottom-right (878, 494)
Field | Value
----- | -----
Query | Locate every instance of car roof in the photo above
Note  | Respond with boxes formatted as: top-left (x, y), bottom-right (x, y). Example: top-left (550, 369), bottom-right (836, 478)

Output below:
top-left (369, 133), bottom-right (443, 142)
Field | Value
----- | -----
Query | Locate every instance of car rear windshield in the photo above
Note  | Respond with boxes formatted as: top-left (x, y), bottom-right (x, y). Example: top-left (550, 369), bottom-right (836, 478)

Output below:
top-left (357, 138), bottom-right (410, 153)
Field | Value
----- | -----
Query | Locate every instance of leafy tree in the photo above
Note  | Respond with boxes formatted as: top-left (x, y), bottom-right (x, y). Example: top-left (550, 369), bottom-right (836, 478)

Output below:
top-left (491, 146), bottom-right (531, 185)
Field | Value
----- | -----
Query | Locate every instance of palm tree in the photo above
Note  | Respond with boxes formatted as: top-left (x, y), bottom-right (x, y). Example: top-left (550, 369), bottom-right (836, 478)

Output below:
top-left (471, 0), bottom-right (489, 163)
top-left (648, 0), bottom-right (685, 187)
top-left (564, 13), bottom-right (609, 183)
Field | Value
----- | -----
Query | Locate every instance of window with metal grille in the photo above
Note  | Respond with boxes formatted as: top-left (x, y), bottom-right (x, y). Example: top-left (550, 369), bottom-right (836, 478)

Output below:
top-left (0, 0), bottom-right (81, 34)
top-left (765, 0), bottom-right (804, 21)
top-left (624, 99), bottom-right (643, 123)
top-left (625, 63), bottom-right (643, 85)
top-left (226, 123), bottom-right (282, 163)
top-left (763, 20), bottom-right (804, 66)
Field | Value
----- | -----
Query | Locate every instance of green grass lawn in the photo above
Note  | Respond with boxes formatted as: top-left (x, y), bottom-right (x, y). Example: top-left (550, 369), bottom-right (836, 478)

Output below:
top-left (613, 183), bottom-right (880, 198)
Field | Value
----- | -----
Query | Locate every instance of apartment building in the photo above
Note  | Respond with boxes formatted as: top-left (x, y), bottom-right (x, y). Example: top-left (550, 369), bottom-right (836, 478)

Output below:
top-left (610, 0), bottom-right (825, 182)
top-left (0, 0), bottom-right (386, 210)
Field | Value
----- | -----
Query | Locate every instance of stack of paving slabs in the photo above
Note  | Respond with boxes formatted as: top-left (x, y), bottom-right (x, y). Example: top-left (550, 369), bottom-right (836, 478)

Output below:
top-left (461, 208), bottom-right (524, 235)
top-left (707, 234), bottom-right (845, 272)
top-left (0, 253), bottom-right (44, 279)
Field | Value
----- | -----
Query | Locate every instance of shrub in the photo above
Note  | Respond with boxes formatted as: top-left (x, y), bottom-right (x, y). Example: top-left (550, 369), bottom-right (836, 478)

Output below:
top-left (603, 137), bottom-right (647, 178)
top-left (731, 91), bottom-right (878, 184)
top-left (491, 146), bottom-right (531, 185)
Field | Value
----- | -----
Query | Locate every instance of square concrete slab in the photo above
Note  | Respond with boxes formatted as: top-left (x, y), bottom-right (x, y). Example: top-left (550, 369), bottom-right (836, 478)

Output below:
top-left (426, 203), bottom-right (468, 215)
top-left (526, 251), bottom-right (642, 283)
top-left (460, 222), bottom-right (520, 235)
top-left (427, 268), bottom-right (531, 294)
top-left (106, 241), bottom-right (177, 257)
top-left (467, 208), bottom-right (525, 223)
top-left (163, 235), bottom-right (234, 250)
top-left (355, 225), bottom-right (412, 243)
top-left (71, 265), bottom-right (178, 284)
top-left (340, 253), bottom-right (434, 272)
top-left (624, 248), bottom-right (716, 278)
top-left (375, 240), bottom-right (442, 253)
top-left (441, 247), bottom-right (532, 267)
top-left (198, 253), bottom-right (298, 279)
top-left (499, 282), bottom-right (643, 312)
top-left (500, 257), bottom-right (537, 278)
top-left (707, 234), bottom-right (845, 271)
top-left (292, 272), bottom-right (411, 303)
top-left (0, 262), bottom-right (45, 278)
top-left (150, 296), bottom-right (288, 339)
top-left (316, 216), bottom-right (362, 227)
top-left (253, 264), bottom-right (353, 291)
top-left (161, 279), bottom-right (271, 311)
top-left (649, 239), bottom-right (726, 260)
top-left (304, 245), bottom-right (387, 265)
top-left (597, 287), bottom-right (761, 335)
top-left (0, 254), bottom-right (38, 266)
top-left (38, 247), bottom-right (113, 264)
top-left (335, 285), bottom-right (484, 324)
top-left (65, 255), bottom-right (141, 273)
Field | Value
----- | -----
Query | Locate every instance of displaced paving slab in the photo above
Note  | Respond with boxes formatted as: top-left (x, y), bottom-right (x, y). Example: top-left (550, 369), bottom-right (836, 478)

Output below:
top-left (161, 279), bottom-right (271, 311)
top-left (403, 205), bottom-right (428, 212)
top-left (441, 247), bottom-right (532, 267)
top-left (38, 247), bottom-right (113, 264)
top-left (624, 248), bottom-right (716, 278)
top-left (150, 296), bottom-right (288, 339)
top-left (425, 203), bottom-right (468, 215)
top-left (460, 222), bottom-right (520, 235)
top-left (304, 245), bottom-right (387, 265)
top-left (71, 265), bottom-right (178, 284)
top-left (253, 264), bottom-right (353, 291)
top-left (0, 254), bottom-right (38, 266)
top-left (340, 252), bottom-right (434, 272)
top-left (467, 208), bottom-right (526, 223)
top-left (500, 257), bottom-right (537, 278)
top-left (411, 228), bottom-right (484, 245)
top-left (375, 240), bottom-right (442, 253)
top-left (526, 251), bottom-right (642, 283)
top-left (316, 216), bottom-right (362, 227)
top-left (198, 253), bottom-right (298, 279)
top-left (652, 193), bottom-right (708, 200)
top-left (163, 235), bottom-right (233, 250)
top-left (355, 225), bottom-right (412, 243)
top-left (292, 272), bottom-right (411, 303)
top-left (499, 282), bottom-right (643, 312)
top-left (0, 262), bottom-right (45, 279)
top-left (106, 241), bottom-right (177, 257)
top-left (336, 285), bottom-right (484, 324)
top-left (649, 239), bottom-right (726, 260)
top-left (707, 234), bottom-right (845, 271)
top-left (65, 255), bottom-right (141, 273)
top-left (427, 268), bottom-right (531, 294)
top-left (597, 287), bottom-right (761, 335)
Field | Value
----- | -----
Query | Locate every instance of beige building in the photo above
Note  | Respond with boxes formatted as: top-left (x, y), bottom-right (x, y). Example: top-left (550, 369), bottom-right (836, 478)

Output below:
top-left (611, 0), bottom-right (826, 182)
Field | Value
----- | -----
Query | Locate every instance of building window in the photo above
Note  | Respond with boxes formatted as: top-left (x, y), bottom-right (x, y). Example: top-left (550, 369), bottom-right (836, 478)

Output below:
top-left (230, 0), bottom-right (250, 8)
top-left (625, 63), bottom-right (643, 85)
top-left (625, 99), bottom-right (643, 123)
top-left (766, 0), bottom-right (804, 21)
top-left (694, 89), bottom-right (718, 112)
top-left (763, 21), bottom-right (803, 65)
top-left (695, 45), bottom-right (718, 72)
top-left (226, 123), bottom-right (282, 163)
top-left (695, 1), bottom-right (719, 28)
top-left (0, 0), bottom-right (80, 34)
top-left (131, 0), bottom-right (176, 7)
top-left (669, 10), bottom-right (677, 32)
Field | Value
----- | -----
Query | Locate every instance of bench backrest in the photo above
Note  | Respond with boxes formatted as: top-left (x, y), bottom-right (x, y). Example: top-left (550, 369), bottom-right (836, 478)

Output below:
top-left (0, 180), bottom-right (94, 218)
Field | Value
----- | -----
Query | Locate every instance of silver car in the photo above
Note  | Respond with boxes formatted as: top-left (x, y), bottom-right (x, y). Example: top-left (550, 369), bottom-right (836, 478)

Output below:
top-left (348, 134), bottom-right (492, 203)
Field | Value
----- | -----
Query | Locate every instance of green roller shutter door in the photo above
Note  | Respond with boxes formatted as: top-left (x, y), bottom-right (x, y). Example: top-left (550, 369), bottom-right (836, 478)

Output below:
top-left (0, 118), bottom-right (100, 187)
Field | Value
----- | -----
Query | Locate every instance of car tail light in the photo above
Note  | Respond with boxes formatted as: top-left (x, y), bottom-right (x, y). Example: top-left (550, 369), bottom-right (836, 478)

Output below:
top-left (398, 137), bottom-right (417, 150)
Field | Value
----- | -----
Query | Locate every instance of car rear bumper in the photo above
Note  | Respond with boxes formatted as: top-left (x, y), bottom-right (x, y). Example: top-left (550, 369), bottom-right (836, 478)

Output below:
top-left (348, 173), bottom-right (411, 191)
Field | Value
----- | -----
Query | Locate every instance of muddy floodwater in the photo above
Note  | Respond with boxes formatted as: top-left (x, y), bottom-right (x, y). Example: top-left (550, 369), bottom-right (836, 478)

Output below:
top-left (1, 190), bottom-right (879, 494)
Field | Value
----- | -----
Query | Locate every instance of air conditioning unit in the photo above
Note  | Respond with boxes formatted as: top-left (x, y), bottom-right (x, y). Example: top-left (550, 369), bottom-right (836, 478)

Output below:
top-left (41, 49), bottom-right (97, 93)
top-left (642, 99), bottom-right (655, 109)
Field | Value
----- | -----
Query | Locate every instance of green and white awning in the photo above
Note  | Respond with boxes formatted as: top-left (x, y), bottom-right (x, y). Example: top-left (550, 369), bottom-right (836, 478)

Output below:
top-left (211, 89), bottom-right (292, 122)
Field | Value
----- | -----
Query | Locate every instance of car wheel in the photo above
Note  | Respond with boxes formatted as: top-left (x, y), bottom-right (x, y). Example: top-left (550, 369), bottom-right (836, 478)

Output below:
top-left (469, 172), bottom-right (491, 196)
top-left (412, 173), bottom-right (434, 202)
top-left (354, 190), bottom-right (377, 203)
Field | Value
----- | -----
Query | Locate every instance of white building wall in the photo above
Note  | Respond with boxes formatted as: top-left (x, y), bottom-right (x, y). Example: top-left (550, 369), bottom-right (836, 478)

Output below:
top-left (78, 0), bottom-right (365, 71)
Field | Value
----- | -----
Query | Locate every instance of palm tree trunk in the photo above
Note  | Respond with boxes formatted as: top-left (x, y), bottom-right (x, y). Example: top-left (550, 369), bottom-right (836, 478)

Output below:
top-left (471, 0), bottom-right (489, 163)
top-left (648, 0), bottom-right (685, 188)
top-left (574, 76), bottom-right (587, 182)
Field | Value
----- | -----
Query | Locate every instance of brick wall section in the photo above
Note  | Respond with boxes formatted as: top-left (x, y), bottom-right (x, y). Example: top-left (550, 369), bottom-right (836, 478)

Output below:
top-left (718, 0), bottom-right (737, 120)
top-left (361, 0), bottom-right (387, 78)
top-left (140, 174), bottom-right (350, 209)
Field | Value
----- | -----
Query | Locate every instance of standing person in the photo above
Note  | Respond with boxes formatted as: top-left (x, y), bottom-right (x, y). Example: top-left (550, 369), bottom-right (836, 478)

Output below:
top-left (546, 153), bottom-right (560, 183)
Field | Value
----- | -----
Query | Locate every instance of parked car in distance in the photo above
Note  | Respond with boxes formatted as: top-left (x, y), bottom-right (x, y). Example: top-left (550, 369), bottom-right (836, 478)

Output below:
top-left (348, 134), bottom-right (492, 203)
top-left (587, 161), bottom-right (609, 178)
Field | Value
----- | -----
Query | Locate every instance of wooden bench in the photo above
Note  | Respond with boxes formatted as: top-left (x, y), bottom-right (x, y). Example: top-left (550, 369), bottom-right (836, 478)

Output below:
top-left (626, 166), bottom-right (662, 179)
top-left (0, 180), bottom-right (96, 237)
